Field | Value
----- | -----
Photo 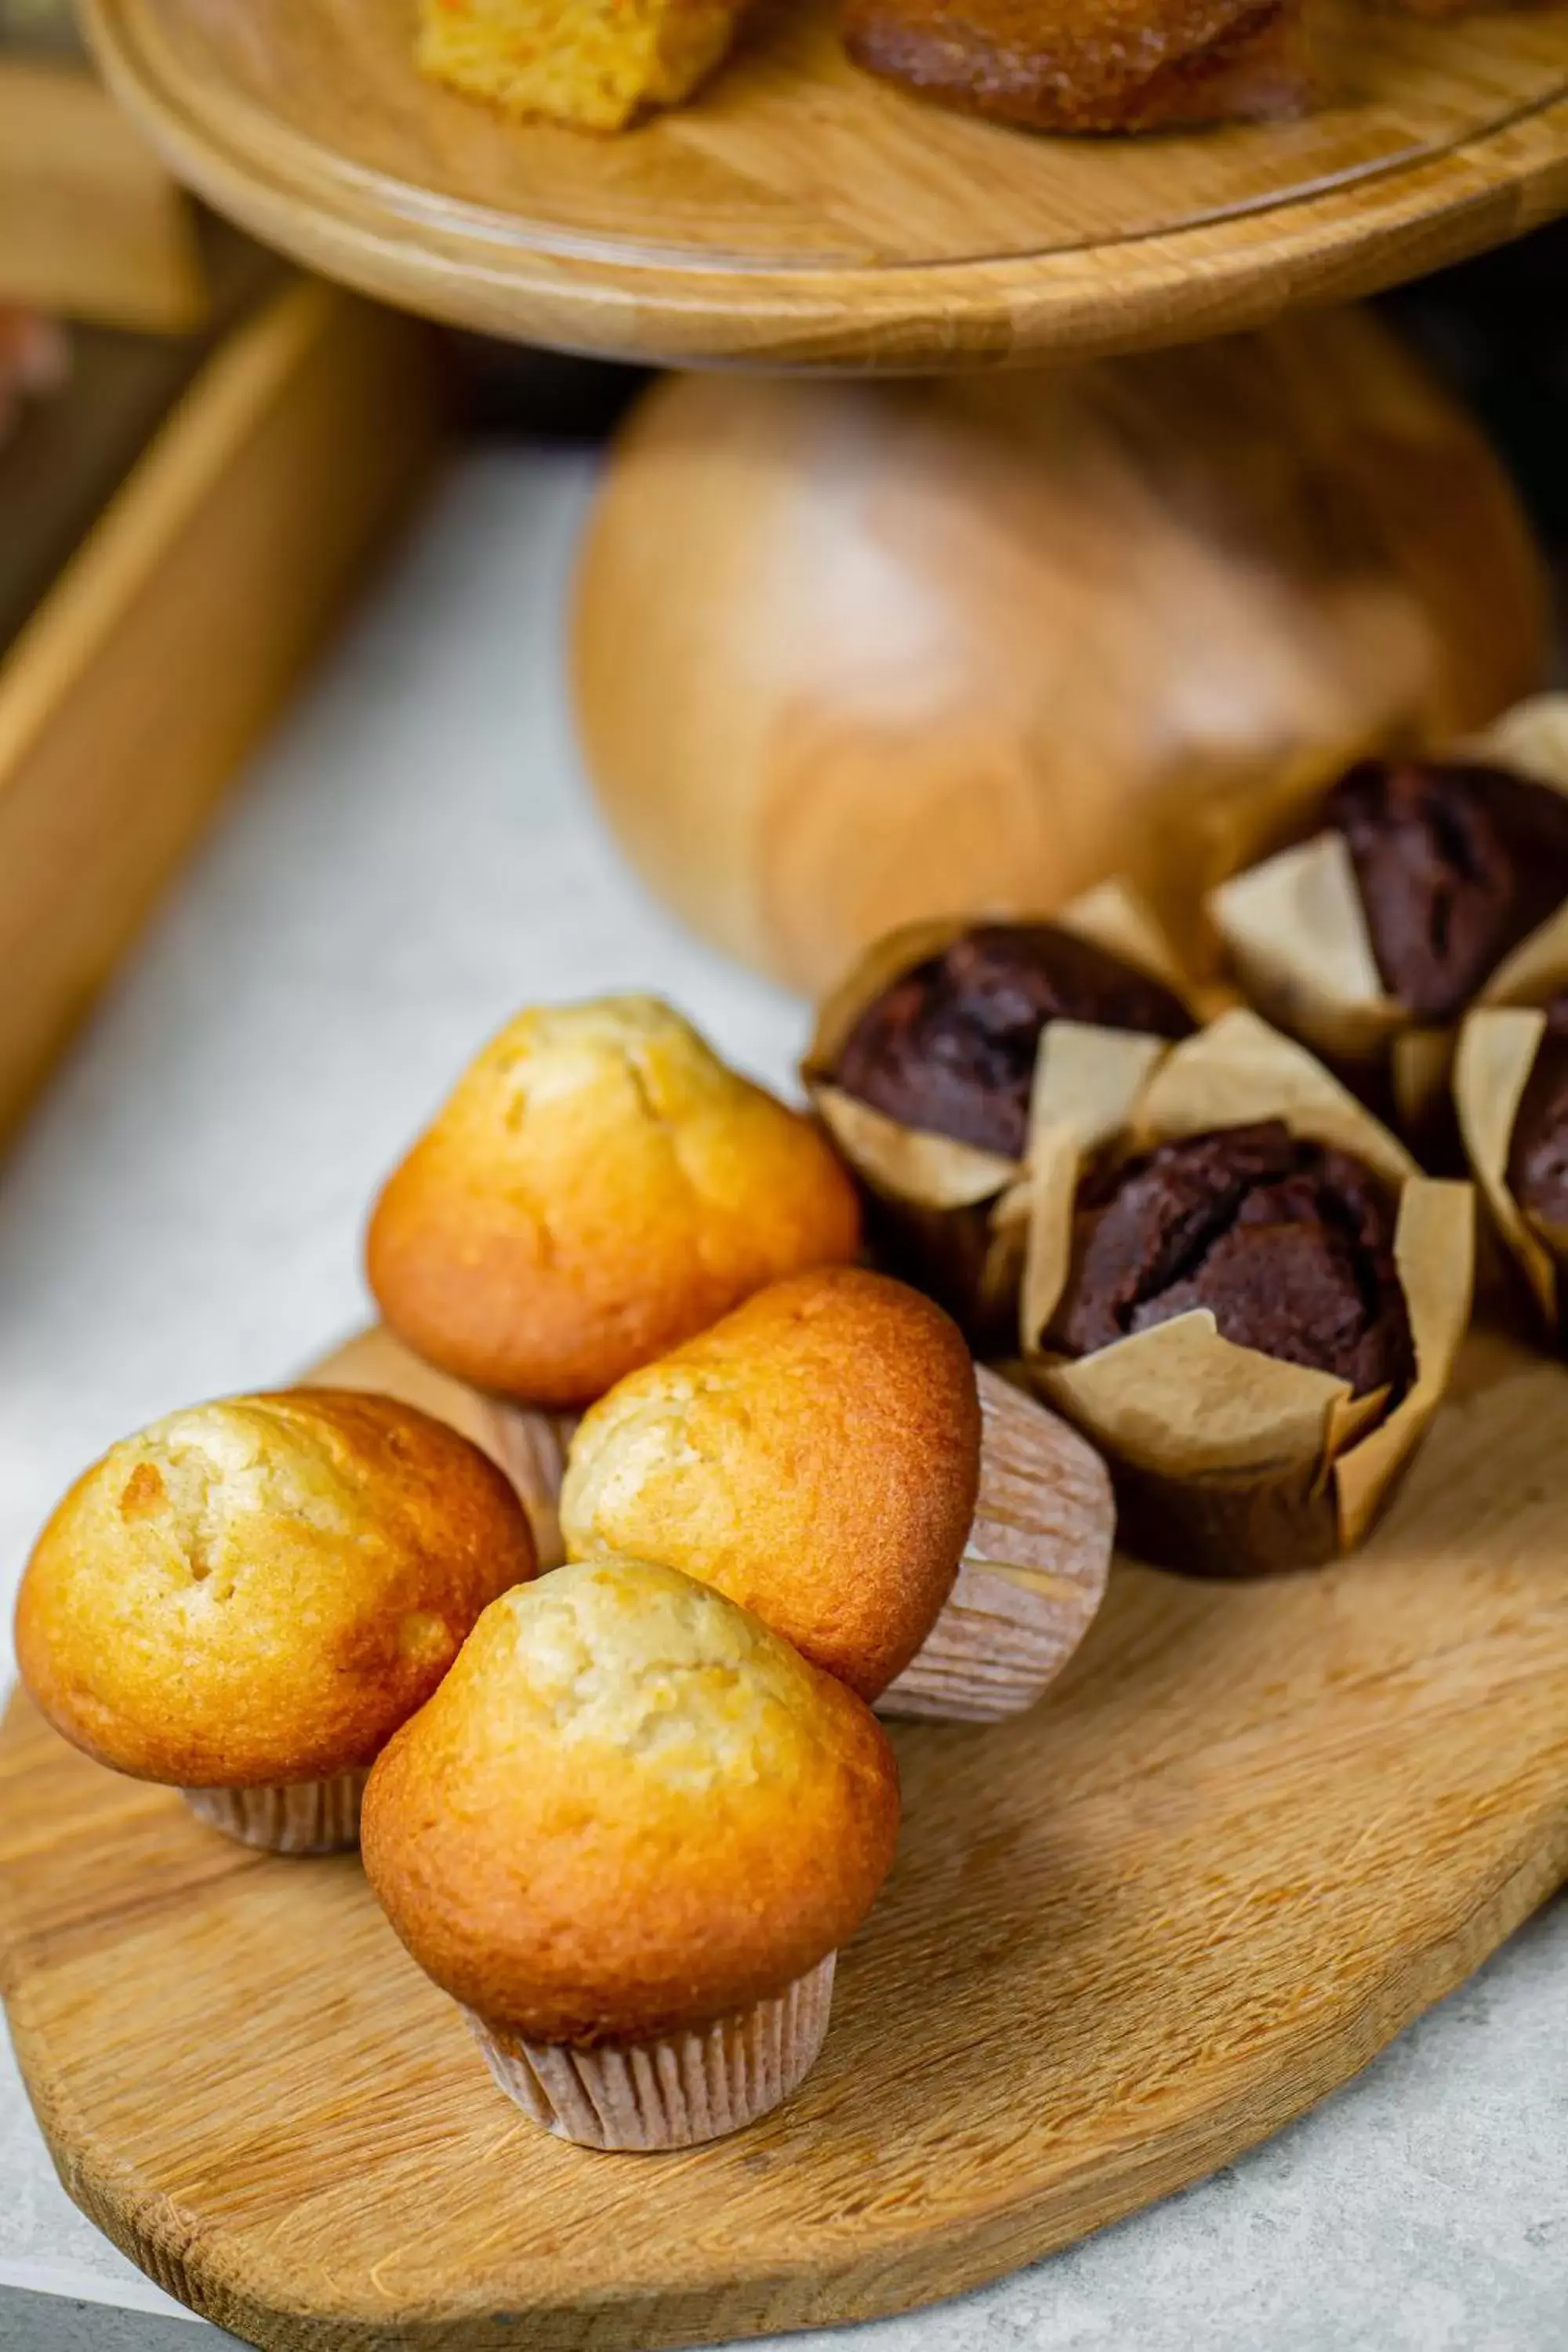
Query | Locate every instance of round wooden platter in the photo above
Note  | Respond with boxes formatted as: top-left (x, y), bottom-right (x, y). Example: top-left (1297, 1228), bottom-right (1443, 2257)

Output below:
top-left (5, 1325), bottom-right (1568, 2350)
top-left (84, 0), bottom-right (1568, 371)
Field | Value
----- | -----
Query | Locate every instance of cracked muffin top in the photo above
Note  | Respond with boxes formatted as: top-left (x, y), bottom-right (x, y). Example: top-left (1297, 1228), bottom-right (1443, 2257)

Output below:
top-left (833, 923), bottom-right (1193, 1160)
top-left (367, 996), bottom-right (861, 1409)
top-left (1324, 759), bottom-right (1568, 1027)
top-left (14, 1389), bottom-right (536, 1788)
top-left (1051, 1120), bottom-right (1414, 1401)
top-left (360, 1557), bottom-right (901, 2042)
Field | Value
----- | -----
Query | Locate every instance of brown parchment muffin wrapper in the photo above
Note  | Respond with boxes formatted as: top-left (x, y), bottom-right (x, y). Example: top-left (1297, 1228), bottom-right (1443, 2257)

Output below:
top-left (467, 1954), bottom-right (837, 2152)
top-left (1206, 695), bottom-right (1568, 1138)
top-left (877, 1367), bottom-right (1113, 1723)
top-left (182, 1771), bottom-right (368, 1855)
top-left (1022, 1010), bottom-right (1474, 1577)
top-left (804, 884), bottom-right (1194, 1355)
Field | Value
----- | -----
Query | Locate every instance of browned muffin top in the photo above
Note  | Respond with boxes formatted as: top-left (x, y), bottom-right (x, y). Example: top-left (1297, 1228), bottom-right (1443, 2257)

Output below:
top-left (361, 1560), bottom-right (902, 2045)
top-left (834, 923), bottom-right (1193, 1160)
top-left (1052, 1120), bottom-right (1414, 1400)
top-left (1324, 759), bottom-right (1568, 1028)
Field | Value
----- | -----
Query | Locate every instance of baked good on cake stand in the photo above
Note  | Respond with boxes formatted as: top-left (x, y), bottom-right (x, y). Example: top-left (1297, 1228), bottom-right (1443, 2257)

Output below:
top-left (78, 0), bottom-right (1564, 986)
top-left (575, 311), bottom-right (1548, 993)
top-left (81, 0), bottom-right (1568, 369)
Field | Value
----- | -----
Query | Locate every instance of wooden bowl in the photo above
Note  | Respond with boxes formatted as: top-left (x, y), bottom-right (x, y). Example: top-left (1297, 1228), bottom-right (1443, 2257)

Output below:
top-left (573, 307), bottom-right (1548, 996)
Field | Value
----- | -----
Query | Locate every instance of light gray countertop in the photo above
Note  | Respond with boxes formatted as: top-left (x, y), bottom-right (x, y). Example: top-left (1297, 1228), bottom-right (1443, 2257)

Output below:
top-left (2, 448), bottom-right (1564, 2352)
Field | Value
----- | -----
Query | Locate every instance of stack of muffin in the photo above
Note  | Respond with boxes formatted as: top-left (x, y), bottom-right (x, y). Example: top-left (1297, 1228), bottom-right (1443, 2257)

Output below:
top-left (16, 693), bottom-right (1568, 2154)
top-left (15, 996), bottom-right (1112, 2151)
top-left (412, 0), bottom-right (1493, 138)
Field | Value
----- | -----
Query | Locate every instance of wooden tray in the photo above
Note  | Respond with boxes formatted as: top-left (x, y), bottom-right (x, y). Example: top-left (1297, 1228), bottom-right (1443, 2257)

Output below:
top-left (0, 271), bottom-right (444, 1159)
top-left (4, 1323), bottom-right (1568, 2350)
top-left (82, 0), bottom-right (1568, 370)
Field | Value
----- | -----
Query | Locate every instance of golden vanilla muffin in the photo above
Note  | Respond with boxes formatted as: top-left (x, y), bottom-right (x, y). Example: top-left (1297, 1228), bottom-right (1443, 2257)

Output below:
top-left (15, 1390), bottom-right (536, 1853)
top-left (366, 996), bottom-right (861, 1410)
top-left (416, 0), bottom-right (750, 131)
top-left (843, 0), bottom-right (1319, 133)
top-left (559, 1266), bottom-right (980, 1701)
top-left (362, 1557), bottom-right (900, 2148)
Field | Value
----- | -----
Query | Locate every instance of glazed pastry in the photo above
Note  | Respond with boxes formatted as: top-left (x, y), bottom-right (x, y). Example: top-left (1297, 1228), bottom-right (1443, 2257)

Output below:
top-left (561, 1265), bottom-right (1116, 1720)
top-left (842, 0), bottom-right (1319, 135)
top-left (1026, 1011), bottom-right (1473, 1577)
top-left (833, 922), bottom-right (1193, 1161)
top-left (14, 1390), bottom-right (536, 1853)
top-left (368, 996), bottom-right (860, 1410)
top-left (416, 0), bottom-right (750, 129)
top-left (560, 1267), bottom-right (982, 1702)
top-left (361, 1558), bottom-right (900, 2150)
top-left (1208, 734), bottom-right (1568, 1138)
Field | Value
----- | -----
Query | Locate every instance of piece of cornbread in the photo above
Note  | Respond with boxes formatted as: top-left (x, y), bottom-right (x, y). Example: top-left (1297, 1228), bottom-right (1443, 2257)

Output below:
top-left (417, 0), bottom-right (750, 130)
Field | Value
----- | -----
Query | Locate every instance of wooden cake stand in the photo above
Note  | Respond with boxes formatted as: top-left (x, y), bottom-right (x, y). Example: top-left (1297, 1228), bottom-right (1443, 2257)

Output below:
top-left (82, 0), bottom-right (1568, 370)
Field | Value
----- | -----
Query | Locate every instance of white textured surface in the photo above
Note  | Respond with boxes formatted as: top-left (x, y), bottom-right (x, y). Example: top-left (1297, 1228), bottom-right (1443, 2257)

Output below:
top-left (1, 448), bottom-right (1565, 2347)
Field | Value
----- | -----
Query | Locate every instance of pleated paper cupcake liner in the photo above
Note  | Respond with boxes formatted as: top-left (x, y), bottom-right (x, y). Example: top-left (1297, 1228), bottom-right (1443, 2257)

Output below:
top-left (878, 1368), bottom-right (1112, 1722)
top-left (468, 1952), bottom-right (837, 2151)
top-left (182, 1769), bottom-right (368, 1855)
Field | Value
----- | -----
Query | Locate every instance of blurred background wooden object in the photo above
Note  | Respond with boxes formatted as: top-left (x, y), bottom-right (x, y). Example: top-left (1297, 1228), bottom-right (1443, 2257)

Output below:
top-left (575, 306), bottom-right (1548, 997)
top-left (0, 54), bottom-right (205, 331)
top-left (0, 279), bottom-right (446, 1154)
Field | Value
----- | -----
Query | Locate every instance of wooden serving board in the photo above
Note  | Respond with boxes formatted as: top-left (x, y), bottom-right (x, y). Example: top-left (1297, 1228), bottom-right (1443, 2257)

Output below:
top-left (84, 0), bottom-right (1568, 369)
top-left (4, 1322), bottom-right (1568, 2347)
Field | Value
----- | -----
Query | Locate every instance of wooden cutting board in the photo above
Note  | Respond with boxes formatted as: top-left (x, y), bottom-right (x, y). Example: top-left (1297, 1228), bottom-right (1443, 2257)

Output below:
top-left (3, 1323), bottom-right (1568, 2350)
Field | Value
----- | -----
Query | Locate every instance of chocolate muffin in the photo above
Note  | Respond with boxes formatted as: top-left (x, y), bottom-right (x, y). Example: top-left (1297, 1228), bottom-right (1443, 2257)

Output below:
top-left (1053, 1120), bottom-right (1414, 1401)
top-left (1507, 994), bottom-right (1568, 1244)
top-left (1324, 759), bottom-right (1568, 1027)
top-left (833, 924), bottom-right (1194, 1161)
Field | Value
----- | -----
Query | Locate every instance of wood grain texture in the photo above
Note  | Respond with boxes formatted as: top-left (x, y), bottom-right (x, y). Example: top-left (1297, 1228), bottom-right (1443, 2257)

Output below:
top-left (0, 282), bottom-right (444, 1158)
top-left (81, 0), bottom-right (1568, 368)
top-left (0, 57), bottom-right (205, 332)
top-left (575, 313), bottom-right (1548, 993)
top-left (5, 1321), bottom-right (1568, 2349)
